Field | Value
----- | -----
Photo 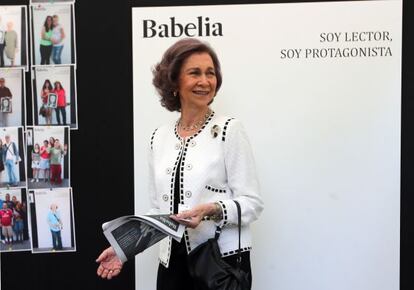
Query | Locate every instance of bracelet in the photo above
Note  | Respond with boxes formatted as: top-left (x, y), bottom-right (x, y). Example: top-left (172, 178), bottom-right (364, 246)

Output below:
top-left (210, 202), bottom-right (223, 222)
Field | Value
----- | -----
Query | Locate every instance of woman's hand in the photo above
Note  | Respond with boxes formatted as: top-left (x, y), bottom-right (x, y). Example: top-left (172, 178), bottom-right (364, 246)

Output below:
top-left (170, 203), bottom-right (217, 229)
top-left (96, 246), bottom-right (123, 280)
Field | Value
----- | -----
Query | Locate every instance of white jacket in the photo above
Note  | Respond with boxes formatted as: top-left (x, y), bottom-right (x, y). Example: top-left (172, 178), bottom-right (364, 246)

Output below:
top-left (148, 112), bottom-right (264, 268)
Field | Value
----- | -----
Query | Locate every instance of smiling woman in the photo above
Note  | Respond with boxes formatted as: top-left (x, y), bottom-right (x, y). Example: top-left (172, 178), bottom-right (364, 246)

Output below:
top-left (96, 38), bottom-right (264, 289)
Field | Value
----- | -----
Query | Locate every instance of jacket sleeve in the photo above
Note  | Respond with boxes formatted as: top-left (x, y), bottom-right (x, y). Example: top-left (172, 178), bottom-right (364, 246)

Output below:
top-left (146, 129), bottom-right (160, 215)
top-left (218, 119), bottom-right (264, 226)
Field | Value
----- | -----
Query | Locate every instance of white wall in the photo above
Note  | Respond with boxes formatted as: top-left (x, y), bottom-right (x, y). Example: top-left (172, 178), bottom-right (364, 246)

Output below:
top-left (133, 1), bottom-right (402, 290)
top-left (33, 188), bottom-right (72, 249)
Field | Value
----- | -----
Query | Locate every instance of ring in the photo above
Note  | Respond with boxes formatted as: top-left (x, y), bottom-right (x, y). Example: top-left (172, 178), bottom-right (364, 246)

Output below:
top-left (109, 270), bottom-right (114, 273)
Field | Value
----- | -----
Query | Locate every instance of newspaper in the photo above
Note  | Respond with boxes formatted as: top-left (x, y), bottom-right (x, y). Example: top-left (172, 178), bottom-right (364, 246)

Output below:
top-left (102, 214), bottom-right (185, 262)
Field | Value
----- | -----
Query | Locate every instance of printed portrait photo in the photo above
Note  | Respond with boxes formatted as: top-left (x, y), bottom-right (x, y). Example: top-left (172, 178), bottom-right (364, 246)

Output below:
top-left (0, 6), bottom-right (28, 69)
top-left (1, 97), bottom-right (12, 113)
top-left (0, 127), bottom-right (26, 189)
top-left (26, 126), bottom-right (70, 189)
top-left (0, 68), bottom-right (25, 127)
top-left (0, 188), bottom-right (31, 252)
top-left (32, 65), bottom-right (77, 129)
top-left (31, 3), bottom-right (75, 66)
top-left (29, 188), bottom-right (76, 253)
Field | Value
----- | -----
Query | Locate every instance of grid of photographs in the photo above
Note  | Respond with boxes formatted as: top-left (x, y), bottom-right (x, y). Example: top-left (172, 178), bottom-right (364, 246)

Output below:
top-left (0, 1), bottom-right (77, 254)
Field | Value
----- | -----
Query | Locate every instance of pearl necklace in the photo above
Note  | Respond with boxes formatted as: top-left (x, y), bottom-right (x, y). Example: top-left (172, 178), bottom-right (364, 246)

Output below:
top-left (178, 109), bottom-right (212, 132)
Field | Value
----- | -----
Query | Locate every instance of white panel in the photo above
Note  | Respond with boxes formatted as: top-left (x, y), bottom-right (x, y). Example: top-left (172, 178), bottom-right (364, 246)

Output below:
top-left (133, 1), bottom-right (402, 290)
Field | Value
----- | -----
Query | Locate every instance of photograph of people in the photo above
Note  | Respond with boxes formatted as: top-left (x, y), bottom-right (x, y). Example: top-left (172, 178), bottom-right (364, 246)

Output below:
top-left (3, 134), bottom-right (21, 186)
top-left (1, 97), bottom-right (11, 113)
top-left (0, 201), bottom-right (13, 244)
top-left (29, 188), bottom-right (75, 253)
top-left (39, 16), bottom-right (53, 65)
top-left (31, 143), bottom-right (41, 182)
top-left (31, 4), bottom-right (74, 66)
top-left (51, 15), bottom-right (65, 65)
top-left (0, 6), bottom-right (27, 69)
top-left (39, 79), bottom-right (53, 124)
top-left (0, 77), bottom-right (12, 116)
top-left (0, 127), bottom-right (26, 189)
top-left (47, 203), bottom-right (63, 250)
top-left (53, 81), bottom-right (67, 124)
top-left (4, 21), bottom-right (18, 67)
top-left (96, 38), bottom-right (264, 286)
top-left (0, 16), bottom-right (5, 67)
top-left (0, 69), bottom-right (25, 127)
top-left (27, 126), bottom-right (70, 189)
top-left (32, 65), bottom-right (77, 128)
top-left (0, 189), bottom-right (31, 252)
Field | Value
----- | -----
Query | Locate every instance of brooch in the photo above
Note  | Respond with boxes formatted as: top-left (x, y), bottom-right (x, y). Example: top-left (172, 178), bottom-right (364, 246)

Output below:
top-left (211, 125), bottom-right (220, 138)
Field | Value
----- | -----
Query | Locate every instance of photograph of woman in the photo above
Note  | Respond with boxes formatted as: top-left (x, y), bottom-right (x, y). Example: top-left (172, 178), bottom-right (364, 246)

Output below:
top-left (53, 81), bottom-right (66, 124)
top-left (39, 79), bottom-right (53, 124)
top-left (51, 15), bottom-right (65, 65)
top-left (4, 21), bottom-right (18, 67)
top-left (39, 140), bottom-right (50, 182)
top-left (1, 97), bottom-right (11, 113)
top-left (31, 143), bottom-right (41, 183)
top-left (39, 16), bottom-right (53, 65)
top-left (96, 38), bottom-right (264, 288)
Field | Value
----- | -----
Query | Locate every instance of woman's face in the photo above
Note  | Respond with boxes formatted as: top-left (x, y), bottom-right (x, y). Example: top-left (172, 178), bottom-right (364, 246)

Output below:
top-left (53, 16), bottom-right (59, 26)
top-left (46, 17), bottom-right (52, 27)
top-left (177, 52), bottom-right (217, 110)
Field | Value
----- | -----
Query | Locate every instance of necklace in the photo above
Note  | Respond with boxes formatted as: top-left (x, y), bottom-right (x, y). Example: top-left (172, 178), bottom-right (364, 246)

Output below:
top-left (178, 109), bottom-right (212, 132)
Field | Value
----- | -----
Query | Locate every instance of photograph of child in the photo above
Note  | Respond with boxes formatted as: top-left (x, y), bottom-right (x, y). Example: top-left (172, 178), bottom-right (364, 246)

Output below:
top-left (31, 3), bottom-right (75, 66)
top-left (29, 188), bottom-right (75, 253)
top-left (0, 69), bottom-right (25, 127)
top-left (0, 6), bottom-right (28, 69)
top-left (0, 189), bottom-right (31, 252)
top-left (26, 126), bottom-right (70, 189)
top-left (0, 127), bottom-right (26, 189)
top-left (32, 65), bottom-right (77, 128)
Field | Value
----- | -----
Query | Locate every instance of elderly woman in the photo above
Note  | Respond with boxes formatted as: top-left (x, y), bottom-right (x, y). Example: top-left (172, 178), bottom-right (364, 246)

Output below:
top-left (96, 38), bottom-right (264, 288)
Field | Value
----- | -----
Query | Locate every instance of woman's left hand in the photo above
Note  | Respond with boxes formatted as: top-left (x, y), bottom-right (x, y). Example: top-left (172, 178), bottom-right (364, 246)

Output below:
top-left (170, 203), bottom-right (216, 229)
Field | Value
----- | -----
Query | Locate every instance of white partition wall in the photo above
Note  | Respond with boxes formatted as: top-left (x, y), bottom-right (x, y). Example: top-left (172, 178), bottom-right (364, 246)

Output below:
top-left (133, 1), bottom-right (402, 289)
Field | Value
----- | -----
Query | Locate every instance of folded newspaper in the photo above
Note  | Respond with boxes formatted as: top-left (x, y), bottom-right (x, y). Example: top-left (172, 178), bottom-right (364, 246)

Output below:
top-left (102, 214), bottom-right (185, 262)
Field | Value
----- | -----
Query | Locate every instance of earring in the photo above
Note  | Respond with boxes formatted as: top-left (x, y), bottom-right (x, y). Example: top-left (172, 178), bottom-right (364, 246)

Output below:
top-left (173, 91), bottom-right (177, 97)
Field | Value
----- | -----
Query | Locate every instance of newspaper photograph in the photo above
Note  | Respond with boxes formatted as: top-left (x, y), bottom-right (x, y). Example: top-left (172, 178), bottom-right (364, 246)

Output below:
top-left (102, 214), bottom-right (185, 262)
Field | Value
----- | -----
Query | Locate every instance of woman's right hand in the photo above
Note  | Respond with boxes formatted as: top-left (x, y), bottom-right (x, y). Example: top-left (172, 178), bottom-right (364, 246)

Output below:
top-left (96, 246), bottom-right (123, 279)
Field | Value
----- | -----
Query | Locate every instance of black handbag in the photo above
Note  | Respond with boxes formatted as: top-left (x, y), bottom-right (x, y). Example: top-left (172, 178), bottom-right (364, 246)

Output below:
top-left (188, 200), bottom-right (251, 290)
